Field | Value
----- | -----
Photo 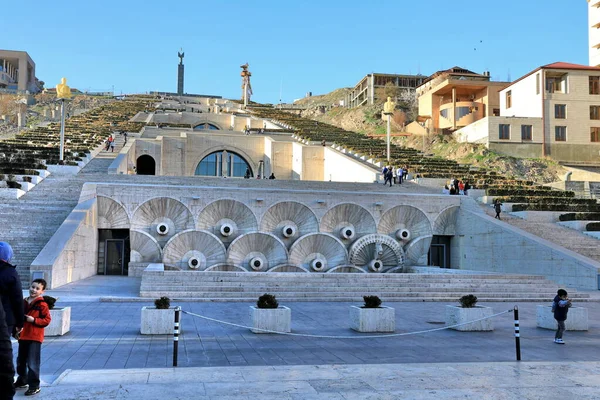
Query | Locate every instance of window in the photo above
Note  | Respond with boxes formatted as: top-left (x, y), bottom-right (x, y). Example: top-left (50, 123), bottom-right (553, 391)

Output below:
top-left (499, 124), bottom-right (510, 140)
top-left (493, 108), bottom-right (500, 116)
top-left (591, 106), bottom-right (600, 120)
top-left (554, 104), bottom-right (566, 119)
top-left (592, 127), bottom-right (600, 142)
top-left (590, 76), bottom-right (600, 95)
top-left (521, 125), bottom-right (532, 141)
top-left (546, 75), bottom-right (567, 93)
top-left (506, 91), bottom-right (512, 108)
top-left (555, 126), bottom-right (567, 142)
top-left (536, 73), bottom-right (540, 95)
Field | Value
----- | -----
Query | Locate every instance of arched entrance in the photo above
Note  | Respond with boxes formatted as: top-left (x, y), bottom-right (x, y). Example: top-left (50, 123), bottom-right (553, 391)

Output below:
top-left (136, 155), bottom-right (156, 175)
top-left (195, 150), bottom-right (252, 178)
top-left (193, 123), bottom-right (220, 130)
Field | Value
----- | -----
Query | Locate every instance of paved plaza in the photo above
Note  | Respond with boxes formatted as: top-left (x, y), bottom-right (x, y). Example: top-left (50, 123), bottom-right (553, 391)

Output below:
top-left (6, 276), bottom-right (600, 398)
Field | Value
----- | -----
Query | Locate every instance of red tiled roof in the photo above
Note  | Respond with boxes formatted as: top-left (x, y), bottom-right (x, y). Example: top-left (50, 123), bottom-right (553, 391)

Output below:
top-left (504, 62), bottom-right (600, 89)
top-left (541, 62), bottom-right (600, 71)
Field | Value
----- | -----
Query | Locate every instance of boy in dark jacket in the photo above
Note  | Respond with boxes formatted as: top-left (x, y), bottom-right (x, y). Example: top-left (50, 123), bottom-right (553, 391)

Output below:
top-left (552, 288), bottom-right (571, 344)
top-left (14, 279), bottom-right (51, 396)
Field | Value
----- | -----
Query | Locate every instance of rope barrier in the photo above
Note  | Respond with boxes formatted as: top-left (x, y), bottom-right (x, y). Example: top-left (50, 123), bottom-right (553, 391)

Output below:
top-left (180, 308), bottom-right (513, 339)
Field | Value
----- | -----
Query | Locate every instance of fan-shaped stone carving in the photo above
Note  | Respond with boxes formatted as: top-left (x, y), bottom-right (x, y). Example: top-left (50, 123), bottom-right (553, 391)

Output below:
top-left (378, 205), bottom-right (433, 264)
top-left (98, 196), bottom-right (130, 229)
top-left (197, 199), bottom-right (258, 247)
top-left (260, 201), bottom-right (318, 248)
top-left (348, 234), bottom-right (405, 273)
top-left (162, 230), bottom-right (226, 270)
top-left (268, 265), bottom-right (309, 273)
top-left (433, 206), bottom-right (459, 236)
top-left (288, 233), bottom-right (348, 272)
top-left (205, 264), bottom-right (246, 272)
top-left (226, 232), bottom-right (288, 272)
top-left (130, 230), bottom-right (162, 263)
top-left (131, 197), bottom-right (194, 247)
top-left (320, 203), bottom-right (376, 246)
top-left (327, 266), bottom-right (366, 273)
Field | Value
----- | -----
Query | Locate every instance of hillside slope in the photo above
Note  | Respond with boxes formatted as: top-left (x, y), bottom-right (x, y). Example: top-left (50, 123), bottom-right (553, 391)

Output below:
top-left (293, 91), bottom-right (564, 183)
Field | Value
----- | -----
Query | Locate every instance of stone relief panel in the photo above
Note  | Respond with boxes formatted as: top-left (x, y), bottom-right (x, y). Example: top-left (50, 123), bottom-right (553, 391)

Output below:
top-left (162, 229), bottom-right (226, 270)
top-left (131, 197), bottom-right (194, 247)
top-left (260, 201), bottom-right (318, 249)
top-left (378, 205), bottom-right (433, 264)
top-left (197, 199), bottom-right (258, 248)
top-left (288, 233), bottom-right (348, 272)
top-left (319, 203), bottom-right (376, 247)
top-left (98, 196), bottom-right (130, 229)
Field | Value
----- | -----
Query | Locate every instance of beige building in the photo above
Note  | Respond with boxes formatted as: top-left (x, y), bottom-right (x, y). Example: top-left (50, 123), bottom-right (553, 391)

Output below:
top-left (0, 49), bottom-right (39, 93)
top-left (455, 62), bottom-right (600, 162)
top-left (415, 67), bottom-right (508, 135)
top-left (589, 0), bottom-right (600, 67)
top-left (346, 73), bottom-right (425, 108)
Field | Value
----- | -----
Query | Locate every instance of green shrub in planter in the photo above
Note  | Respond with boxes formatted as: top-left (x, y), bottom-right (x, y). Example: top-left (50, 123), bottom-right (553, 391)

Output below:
top-left (257, 293), bottom-right (279, 309)
top-left (459, 294), bottom-right (478, 308)
top-left (586, 222), bottom-right (600, 231)
top-left (154, 296), bottom-right (171, 309)
top-left (362, 295), bottom-right (382, 308)
top-left (560, 213), bottom-right (600, 222)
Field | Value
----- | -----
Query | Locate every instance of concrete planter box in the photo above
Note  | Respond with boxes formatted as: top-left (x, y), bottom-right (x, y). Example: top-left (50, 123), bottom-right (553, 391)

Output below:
top-left (0, 188), bottom-right (25, 199)
top-left (46, 307), bottom-right (71, 336)
top-left (350, 306), bottom-right (395, 332)
top-left (141, 307), bottom-right (177, 335)
top-left (536, 305), bottom-right (588, 331)
top-left (445, 305), bottom-right (494, 331)
top-left (249, 306), bottom-right (291, 334)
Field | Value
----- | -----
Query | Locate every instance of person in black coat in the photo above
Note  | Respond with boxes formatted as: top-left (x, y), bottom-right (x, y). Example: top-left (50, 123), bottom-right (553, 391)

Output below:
top-left (0, 298), bottom-right (15, 400)
top-left (0, 242), bottom-right (24, 338)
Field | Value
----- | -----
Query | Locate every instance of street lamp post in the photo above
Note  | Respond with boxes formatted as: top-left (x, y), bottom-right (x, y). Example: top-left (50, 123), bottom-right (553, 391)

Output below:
top-left (55, 78), bottom-right (72, 162)
top-left (383, 97), bottom-right (396, 163)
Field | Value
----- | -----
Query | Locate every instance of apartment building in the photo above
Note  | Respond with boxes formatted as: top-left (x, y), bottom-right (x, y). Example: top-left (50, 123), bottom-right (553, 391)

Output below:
top-left (415, 66), bottom-right (508, 135)
top-left (454, 62), bottom-right (600, 162)
top-left (0, 49), bottom-right (39, 93)
top-left (589, 0), bottom-right (600, 67)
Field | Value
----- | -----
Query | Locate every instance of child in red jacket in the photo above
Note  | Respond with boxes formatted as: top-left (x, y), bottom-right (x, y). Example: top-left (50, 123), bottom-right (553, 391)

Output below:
top-left (14, 278), bottom-right (51, 396)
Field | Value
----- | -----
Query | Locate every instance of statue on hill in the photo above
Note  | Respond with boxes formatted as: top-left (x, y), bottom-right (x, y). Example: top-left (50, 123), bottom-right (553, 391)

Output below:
top-left (240, 63), bottom-right (252, 104)
top-left (383, 96), bottom-right (395, 114)
top-left (178, 50), bottom-right (185, 65)
top-left (56, 77), bottom-right (72, 99)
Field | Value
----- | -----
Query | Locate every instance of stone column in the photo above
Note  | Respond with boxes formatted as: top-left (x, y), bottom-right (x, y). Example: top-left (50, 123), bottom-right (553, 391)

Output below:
top-left (231, 115), bottom-right (235, 130)
top-left (221, 151), bottom-right (228, 177)
top-left (17, 112), bottom-right (26, 127)
top-left (452, 87), bottom-right (457, 130)
top-left (18, 56), bottom-right (28, 92)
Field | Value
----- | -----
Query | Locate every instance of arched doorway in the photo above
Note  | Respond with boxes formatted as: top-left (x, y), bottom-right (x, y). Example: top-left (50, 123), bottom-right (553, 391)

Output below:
top-left (195, 150), bottom-right (252, 178)
top-left (193, 123), bottom-right (220, 130)
top-left (136, 155), bottom-right (156, 175)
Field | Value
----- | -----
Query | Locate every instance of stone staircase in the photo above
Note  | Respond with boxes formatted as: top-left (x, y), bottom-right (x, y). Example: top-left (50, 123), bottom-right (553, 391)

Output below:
top-left (480, 205), bottom-right (600, 263)
top-left (0, 135), bottom-right (126, 283)
top-left (139, 271), bottom-right (589, 302)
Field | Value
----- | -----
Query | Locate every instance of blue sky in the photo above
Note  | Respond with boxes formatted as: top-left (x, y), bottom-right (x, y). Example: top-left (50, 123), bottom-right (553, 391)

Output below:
top-left (1, 0), bottom-right (589, 103)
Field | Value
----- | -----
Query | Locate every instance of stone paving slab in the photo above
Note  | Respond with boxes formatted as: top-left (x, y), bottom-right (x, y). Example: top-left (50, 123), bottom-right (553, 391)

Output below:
top-left (24, 362), bottom-right (600, 399)
top-left (12, 297), bottom-right (600, 380)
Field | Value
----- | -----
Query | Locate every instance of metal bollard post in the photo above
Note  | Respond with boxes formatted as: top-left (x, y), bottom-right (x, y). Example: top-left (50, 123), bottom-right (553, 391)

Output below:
top-left (514, 306), bottom-right (521, 361)
top-left (173, 306), bottom-right (181, 367)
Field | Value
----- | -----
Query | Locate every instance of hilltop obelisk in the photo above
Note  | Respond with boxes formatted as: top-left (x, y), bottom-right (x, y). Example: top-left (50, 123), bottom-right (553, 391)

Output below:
top-left (177, 49), bottom-right (184, 95)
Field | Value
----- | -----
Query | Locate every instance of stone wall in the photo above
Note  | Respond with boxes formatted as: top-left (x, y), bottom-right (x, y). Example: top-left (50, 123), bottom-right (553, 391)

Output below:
top-left (451, 205), bottom-right (600, 290)
top-left (30, 199), bottom-right (98, 289)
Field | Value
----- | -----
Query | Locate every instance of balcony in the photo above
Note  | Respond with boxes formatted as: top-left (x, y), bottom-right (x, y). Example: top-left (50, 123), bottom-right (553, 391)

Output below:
top-left (439, 102), bottom-right (484, 129)
top-left (0, 72), bottom-right (15, 86)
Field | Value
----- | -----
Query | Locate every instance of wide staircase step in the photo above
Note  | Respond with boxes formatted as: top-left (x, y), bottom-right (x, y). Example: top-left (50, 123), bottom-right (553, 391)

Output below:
top-left (139, 271), bottom-right (586, 302)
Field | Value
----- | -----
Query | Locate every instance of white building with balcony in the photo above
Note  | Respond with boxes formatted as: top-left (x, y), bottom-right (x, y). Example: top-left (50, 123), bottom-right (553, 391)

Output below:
top-left (454, 62), bottom-right (600, 163)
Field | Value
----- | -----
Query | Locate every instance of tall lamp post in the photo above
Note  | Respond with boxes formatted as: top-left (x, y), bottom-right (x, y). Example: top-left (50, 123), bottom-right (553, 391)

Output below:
top-left (55, 78), bottom-right (72, 162)
top-left (383, 96), bottom-right (395, 163)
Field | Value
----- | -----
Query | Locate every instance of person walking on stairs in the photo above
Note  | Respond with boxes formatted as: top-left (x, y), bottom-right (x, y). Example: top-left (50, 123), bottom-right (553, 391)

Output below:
top-left (493, 199), bottom-right (503, 220)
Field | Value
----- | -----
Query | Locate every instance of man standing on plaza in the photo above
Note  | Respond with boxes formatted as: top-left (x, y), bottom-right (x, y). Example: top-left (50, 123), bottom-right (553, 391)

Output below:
top-left (0, 242), bottom-right (22, 400)
top-left (0, 242), bottom-right (24, 338)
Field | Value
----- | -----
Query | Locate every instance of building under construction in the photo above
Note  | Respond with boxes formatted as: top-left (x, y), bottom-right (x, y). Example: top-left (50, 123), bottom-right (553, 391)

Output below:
top-left (345, 73), bottom-right (426, 108)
